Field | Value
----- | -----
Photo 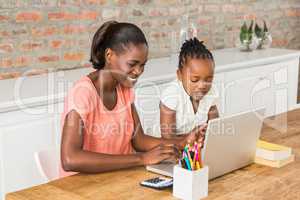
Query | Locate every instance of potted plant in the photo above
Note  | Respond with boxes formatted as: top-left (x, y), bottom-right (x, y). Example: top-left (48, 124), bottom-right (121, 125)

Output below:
top-left (239, 20), bottom-right (255, 51)
top-left (254, 20), bottom-right (272, 49)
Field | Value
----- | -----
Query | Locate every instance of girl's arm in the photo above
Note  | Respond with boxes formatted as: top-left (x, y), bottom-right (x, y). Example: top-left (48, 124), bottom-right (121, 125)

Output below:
top-left (208, 105), bottom-right (219, 121)
top-left (159, 102), bottom-right (206, 140)
top-left (159, 102), bottom-right (181, 139)
top-left (60, 110), bottom-right (176, 173)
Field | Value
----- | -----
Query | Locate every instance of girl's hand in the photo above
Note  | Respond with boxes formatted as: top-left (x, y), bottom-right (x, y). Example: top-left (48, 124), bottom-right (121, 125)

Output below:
top-left (140, 144), bottom-right (179, 165)
top-left (196, 123), bottom-right (208, 148)
top-left (180, 123), bottom-right (208, 149)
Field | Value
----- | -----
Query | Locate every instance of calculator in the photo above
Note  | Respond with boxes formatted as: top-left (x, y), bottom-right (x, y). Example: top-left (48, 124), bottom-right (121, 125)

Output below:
top-left (140, 177), bottom-right (173, 190)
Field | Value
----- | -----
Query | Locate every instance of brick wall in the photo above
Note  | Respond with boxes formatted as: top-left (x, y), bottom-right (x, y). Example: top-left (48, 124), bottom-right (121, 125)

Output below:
top-left (0, 0), bottom-right (299, 81)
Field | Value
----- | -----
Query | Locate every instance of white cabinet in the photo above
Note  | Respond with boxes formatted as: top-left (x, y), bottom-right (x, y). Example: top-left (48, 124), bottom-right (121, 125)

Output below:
top-left (210, 73), bottom-right (225, 117)
top-left (0, 104), bottom-right (62, 199)
top-left (223, 59), bottom-right (299, 117)
top-left (134, 80), bottom-right (171, 137)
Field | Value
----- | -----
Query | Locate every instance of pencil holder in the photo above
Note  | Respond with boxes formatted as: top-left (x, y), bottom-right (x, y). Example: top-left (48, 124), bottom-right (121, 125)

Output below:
top-left (173, 165), bottom-right (209, 200)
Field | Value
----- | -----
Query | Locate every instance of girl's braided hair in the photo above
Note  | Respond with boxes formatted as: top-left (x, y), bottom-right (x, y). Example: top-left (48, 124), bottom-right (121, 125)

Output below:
top-left (178, 37), bottom-right (214, 68)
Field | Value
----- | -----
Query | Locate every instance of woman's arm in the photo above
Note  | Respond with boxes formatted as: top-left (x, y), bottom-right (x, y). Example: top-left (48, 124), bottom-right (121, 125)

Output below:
top-left (61, 110), bottom-right (176, 173)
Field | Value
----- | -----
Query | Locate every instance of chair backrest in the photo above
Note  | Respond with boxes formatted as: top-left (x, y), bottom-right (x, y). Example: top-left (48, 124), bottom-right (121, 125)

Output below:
top-left (34, 148), bottom-right (60, 182)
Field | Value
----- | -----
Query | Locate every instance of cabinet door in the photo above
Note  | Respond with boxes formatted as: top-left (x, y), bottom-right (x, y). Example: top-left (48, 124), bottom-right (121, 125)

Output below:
top-left (224, 59), bottom-right (299, 117)
top-left (134, 81), bottom-right (169, 136)
top-left (285, 58), bottom-right (299, 109)
top-left (0, 108), bottom-right (59, 198)
top-left (223, 68), bottom-right (271, 116)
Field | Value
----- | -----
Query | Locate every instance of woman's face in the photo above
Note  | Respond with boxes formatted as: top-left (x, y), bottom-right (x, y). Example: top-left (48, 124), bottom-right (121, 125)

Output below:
top-left (177, 58), bottom-right (214, 101)
top-left (107, 43), bottom-right (148, 88)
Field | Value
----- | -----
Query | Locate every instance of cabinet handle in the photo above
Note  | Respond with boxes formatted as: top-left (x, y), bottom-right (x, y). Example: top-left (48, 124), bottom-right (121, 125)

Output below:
top-left (258, 76), bottom-right (268, 81)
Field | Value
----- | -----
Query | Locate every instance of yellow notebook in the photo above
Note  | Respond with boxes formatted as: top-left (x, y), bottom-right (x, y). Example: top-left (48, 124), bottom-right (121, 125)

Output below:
top-left (256, 140), bottom-right (290, 151)
top-left (255, 154), bottom-right (295, 168)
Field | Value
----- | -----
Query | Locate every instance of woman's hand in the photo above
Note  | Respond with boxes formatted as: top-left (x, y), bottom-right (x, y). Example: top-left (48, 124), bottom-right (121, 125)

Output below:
top-left (179, 123), bottom-right (208, 149)
top-left (140, 144), bottom-right (180, 165)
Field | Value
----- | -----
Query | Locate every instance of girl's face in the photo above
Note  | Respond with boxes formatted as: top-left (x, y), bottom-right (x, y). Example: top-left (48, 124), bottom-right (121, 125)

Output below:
top-left (106, 43), bottom-right (148, 88)
top-left (177, 58), bottom-right (214, 101)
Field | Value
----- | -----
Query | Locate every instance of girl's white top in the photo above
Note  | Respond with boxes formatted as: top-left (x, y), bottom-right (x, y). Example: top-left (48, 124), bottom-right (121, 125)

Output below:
top-left (153, 79), bottom-right (218, 136)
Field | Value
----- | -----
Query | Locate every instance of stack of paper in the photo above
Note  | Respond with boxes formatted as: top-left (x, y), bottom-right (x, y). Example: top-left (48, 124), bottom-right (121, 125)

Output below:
top-left (255, 140), bottom-right (295, 168)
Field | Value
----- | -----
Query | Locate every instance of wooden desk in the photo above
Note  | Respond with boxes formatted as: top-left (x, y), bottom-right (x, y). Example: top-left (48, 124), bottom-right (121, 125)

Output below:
top-left (6, 109), bottom-right (300, 200)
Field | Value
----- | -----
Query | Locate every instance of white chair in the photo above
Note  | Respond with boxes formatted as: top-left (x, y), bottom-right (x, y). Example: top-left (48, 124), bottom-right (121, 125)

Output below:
top-left (34, 148), bottom-right (60, 182)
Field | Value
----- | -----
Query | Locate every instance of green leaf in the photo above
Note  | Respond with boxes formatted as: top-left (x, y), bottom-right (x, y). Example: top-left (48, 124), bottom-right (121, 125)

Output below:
top-left (263, 20), bottom-right (268, 32)
top-left (240, 22), bottom-right (248, 43)
top-left (248, 20), bottom-right (253, 33)
top-left (255, 23), bottom-right (263, 38)
top-left (241, 22), bottom-right (247, 31)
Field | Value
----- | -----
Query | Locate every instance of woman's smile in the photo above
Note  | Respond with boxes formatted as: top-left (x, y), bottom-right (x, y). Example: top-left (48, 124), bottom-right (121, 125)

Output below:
top-left (127, 76), bottom-right (138, 84)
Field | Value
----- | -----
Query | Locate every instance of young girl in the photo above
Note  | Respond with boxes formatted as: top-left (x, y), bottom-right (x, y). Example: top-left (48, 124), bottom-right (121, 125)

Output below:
top-left (160, 38), bottom-right (219, 140)
top-left (60, 21), bottom-right (204, 177)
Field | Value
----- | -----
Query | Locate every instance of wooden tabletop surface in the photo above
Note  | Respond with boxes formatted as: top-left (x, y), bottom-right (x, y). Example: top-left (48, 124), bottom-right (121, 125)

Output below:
top-left (6, 109), bottom-right (300, 200)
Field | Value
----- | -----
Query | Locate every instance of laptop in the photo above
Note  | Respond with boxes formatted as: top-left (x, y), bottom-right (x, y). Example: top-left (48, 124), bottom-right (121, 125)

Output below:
top-left (146, 108), bottom-right (265, 179)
